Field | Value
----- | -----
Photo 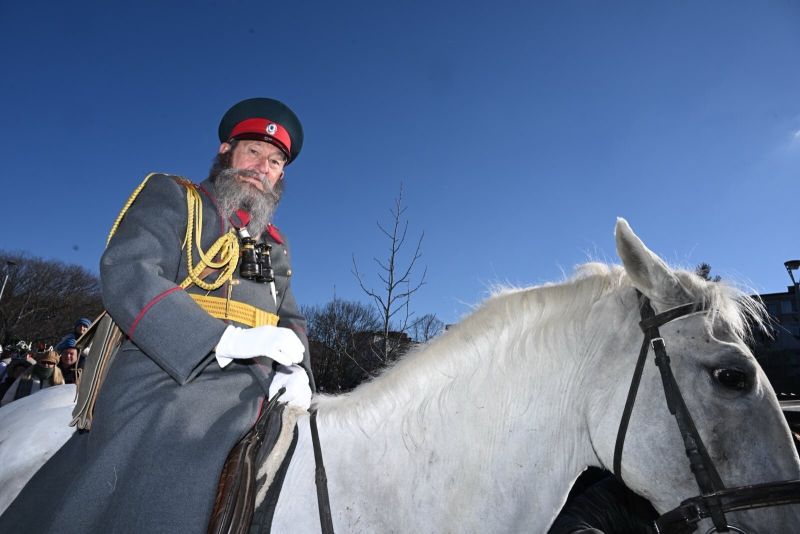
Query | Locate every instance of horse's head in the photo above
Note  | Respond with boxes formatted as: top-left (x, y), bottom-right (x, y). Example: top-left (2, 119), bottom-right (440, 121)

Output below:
top-left (310, 218), bottom-right (799, 532)
top-left (586, 218), bottom-right (800, 532)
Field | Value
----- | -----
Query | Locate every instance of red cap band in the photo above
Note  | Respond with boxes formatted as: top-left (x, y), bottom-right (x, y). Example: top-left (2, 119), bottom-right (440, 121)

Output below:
top-left (228, 118), bottom-right (292, 156)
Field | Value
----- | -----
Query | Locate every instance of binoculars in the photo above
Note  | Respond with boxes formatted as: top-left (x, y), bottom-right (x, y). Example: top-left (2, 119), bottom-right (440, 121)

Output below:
top-left (239, 237), bottom-right (275, 284)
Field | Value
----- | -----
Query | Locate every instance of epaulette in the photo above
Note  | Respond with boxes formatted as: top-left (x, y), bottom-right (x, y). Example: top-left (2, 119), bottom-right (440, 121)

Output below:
top-left (169, 175), bottom-right (195, 188)
top-left (107, 173), bottom-right (194, 246)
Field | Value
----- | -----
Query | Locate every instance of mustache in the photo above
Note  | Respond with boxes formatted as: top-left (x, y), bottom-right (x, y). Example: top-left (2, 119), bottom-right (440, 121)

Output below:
top-left (236, 168), bottom-right (264, 180)
top-left (218, 168), bottom-right (271, 189)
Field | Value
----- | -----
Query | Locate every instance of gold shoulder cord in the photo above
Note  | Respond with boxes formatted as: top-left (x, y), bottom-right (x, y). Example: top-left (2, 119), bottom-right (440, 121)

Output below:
top-left (72, 175), bottom-right (244, 431)
top-left (179, 184), bottom-right (239, 290)
top-left (106, 173), bottom-right (158, 247)
top-left (107, 173), bottom-right (239, 290)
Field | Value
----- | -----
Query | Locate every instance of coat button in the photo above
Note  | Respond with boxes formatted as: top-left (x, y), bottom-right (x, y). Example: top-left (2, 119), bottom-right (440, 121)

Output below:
top-left (283, 249), bottom-right (288, 255)
top-left (286, 269), bottom-right (292, 277)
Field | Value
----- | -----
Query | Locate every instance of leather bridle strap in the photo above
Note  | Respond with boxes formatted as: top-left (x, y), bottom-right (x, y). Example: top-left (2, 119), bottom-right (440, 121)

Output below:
top-left (613, 292), bottom-right (730, 531)
top-left (613, 295), bottom-right (699, 482)
top-left (641, 299), bottom-right (726, 497)
top-left (648, 332), bottom-right (729, 531)
top-left (656, 480), bottom-right (800, 533)
top-left (613, 291), bottom-right (800, 533)
top-left (613, 331), bottom-right (652, 479)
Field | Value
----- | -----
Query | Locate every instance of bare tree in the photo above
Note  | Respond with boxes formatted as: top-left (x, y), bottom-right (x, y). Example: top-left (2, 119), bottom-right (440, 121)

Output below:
top-left (302, 298), bottom-right (382, 392)
top-left (695, 262), bottom-right (721, 282)
top-left (352, 184), bottom-right (426, 363)
top-left (0, 251), bottom-right (103, 346)
top-left (410, 313), bottom-right (445, 343)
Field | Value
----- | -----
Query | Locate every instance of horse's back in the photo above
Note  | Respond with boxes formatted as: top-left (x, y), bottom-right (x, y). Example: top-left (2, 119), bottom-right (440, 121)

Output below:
top-left (0, 384), bottom-right (76, 512)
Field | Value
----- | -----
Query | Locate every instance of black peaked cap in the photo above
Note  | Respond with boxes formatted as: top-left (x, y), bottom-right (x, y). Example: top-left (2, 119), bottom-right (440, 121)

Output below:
top-left (218, 97), bottom-right (304, 163)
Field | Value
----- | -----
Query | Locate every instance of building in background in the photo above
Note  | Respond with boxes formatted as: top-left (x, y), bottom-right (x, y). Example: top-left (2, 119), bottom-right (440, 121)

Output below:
top-left (754, 284), bottom-right (800, 399)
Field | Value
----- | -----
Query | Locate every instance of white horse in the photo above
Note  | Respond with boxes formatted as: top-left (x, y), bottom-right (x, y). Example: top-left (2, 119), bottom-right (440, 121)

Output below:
top-left (1, 219), bottom-right (798, 532)
top-left (0, 384), bottom-right (77, 511)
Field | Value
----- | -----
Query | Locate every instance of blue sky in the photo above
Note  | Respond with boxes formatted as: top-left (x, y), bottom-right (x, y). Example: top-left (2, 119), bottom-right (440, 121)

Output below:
top-left (1, 1), bottom-right (798, 326)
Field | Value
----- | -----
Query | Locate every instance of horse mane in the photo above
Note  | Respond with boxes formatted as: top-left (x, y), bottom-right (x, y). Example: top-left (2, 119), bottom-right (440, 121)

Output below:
top-left (314, 261), bottom-right (768, 429)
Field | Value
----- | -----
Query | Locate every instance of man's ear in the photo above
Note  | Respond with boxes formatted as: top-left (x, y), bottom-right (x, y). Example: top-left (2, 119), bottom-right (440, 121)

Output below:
top-left (219, 142), bottom-right (232, 154)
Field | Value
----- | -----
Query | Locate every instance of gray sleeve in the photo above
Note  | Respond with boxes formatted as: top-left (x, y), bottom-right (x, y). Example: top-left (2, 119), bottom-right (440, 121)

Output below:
top-left (100, 175), bottom-right (228, 385)
top-left (273, 236), bottom-right (314, 390)
top-left (279, 283), bottom-right (311, 372)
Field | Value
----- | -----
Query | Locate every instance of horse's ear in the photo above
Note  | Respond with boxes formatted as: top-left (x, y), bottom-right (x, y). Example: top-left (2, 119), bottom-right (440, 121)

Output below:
top-left (615, 218), bottom-right (690, 305)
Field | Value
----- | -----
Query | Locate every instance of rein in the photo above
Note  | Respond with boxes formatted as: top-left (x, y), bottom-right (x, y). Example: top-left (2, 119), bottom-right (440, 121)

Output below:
top-left (310, 410), bottom-right (335, 534)
top-left (613, 290), bottom-right (800, 533)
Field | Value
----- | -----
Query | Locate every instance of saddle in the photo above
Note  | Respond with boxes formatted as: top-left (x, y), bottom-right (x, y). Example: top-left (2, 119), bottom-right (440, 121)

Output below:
top-left (208, 394), bottom-right (302, 534)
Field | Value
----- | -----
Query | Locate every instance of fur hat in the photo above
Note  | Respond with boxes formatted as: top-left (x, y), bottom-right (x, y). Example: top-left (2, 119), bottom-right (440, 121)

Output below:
top-left (36, 350), bottom-right (60, 365)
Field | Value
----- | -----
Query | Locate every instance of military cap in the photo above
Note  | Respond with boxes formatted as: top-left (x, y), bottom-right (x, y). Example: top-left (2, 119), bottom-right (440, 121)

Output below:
top-left (218, 98), bottom-right (304, 164)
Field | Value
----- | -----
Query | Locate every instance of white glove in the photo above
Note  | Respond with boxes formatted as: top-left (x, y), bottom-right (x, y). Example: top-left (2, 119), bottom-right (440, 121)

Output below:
top-left (269, 364), bottom-right (312, 410)
top-left (215, 325), bottom-right (305, 368)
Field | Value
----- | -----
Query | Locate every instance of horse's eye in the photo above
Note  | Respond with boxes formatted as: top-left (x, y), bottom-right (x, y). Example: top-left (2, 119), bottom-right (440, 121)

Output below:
top-left (712, 368), bottom-right (748, 391)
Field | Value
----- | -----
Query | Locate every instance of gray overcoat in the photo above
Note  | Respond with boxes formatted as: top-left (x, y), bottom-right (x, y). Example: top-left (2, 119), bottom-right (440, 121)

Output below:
top-left (0, 174), bottom-right (311, 533)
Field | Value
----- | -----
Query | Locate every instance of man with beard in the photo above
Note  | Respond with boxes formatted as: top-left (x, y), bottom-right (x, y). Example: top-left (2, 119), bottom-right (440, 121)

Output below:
top-left (0, 98), bottom-right (313, 533)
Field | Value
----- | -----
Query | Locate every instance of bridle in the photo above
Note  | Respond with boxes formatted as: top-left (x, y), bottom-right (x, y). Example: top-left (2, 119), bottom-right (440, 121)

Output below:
top-left (613, 290), bottom-right (800, 533)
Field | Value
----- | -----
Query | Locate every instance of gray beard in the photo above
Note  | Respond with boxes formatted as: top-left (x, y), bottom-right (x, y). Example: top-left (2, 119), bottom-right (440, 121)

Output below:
top-left (211, 168), bottom-right (282, 237)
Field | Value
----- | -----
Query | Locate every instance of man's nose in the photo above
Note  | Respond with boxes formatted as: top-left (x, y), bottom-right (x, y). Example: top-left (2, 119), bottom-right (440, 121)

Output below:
top-left (254, 154), bottom-right (270, 174)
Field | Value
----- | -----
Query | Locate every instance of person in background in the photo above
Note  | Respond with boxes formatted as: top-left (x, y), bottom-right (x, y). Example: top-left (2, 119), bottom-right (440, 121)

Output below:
top-left (58, 336), bottom-right (84, 385)
top-left (549, 471), bottom-right (658, 534)
top-left (0, 350), bottom-right (64, 406)
top-left (73, 318), bottom-right (91, 338)
top-left (12, 341), bottom-right (35, 365)
top-left (0, 359), bottom-right (33, 400)
top-left (0, 345), bottom-right (8, 383)
top-left (57, 318), bottom-right (93, 357)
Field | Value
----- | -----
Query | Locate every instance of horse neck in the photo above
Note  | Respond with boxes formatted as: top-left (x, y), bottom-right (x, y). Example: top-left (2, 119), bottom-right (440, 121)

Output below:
top-left (314, 286), bottom-right (605, 529)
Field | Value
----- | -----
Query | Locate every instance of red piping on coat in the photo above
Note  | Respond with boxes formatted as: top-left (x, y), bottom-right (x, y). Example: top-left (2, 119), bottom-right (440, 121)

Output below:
top-left (129, 286), bottom-right (183, 337)
top-left (253, 395), bottom-right (266, 424)
top-left (286, 324), bottom-right (307, 336)
top-left (267, 224), bottom-right (284, 244)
